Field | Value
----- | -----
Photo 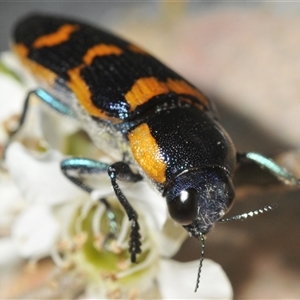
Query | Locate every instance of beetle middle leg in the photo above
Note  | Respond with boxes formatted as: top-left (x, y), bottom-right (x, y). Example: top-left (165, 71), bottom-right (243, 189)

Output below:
top-left (61, 158), bottom-right (143, 263)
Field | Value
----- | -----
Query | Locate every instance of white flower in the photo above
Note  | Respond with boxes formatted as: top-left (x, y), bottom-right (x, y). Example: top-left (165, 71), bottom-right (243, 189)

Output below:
top-left (12, 204), bottom-right (60, 259)
top-left (158, 259), bottom-right (232, 299)
top-left (5, 142), bottom-right (84, 206)
top-left (0, 52), bottom-right (233, 299)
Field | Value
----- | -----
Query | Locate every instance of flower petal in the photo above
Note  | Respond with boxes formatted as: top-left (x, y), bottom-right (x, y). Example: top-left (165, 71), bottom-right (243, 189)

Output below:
top-left (0, 171), bottom-right (24, 228)
top-left (157, 259), bottom-right (233, 299)
top-left (0, 73), bottom-right (25, 122)
top-left (0, 238), bottom-right (23, 268)
top-left (92, 179), bottom-right (168, 232)
top-left (12, 204), bottom-right (59, 258)
top-left (120, 181), bottom-right (168, 231)
top-left (156, 218), bottom-right (187, 258)
top-left (5, 142), bottom-right (85, 205)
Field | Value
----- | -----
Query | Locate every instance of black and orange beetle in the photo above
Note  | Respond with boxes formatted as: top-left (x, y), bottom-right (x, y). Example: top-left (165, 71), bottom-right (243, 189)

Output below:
top-left (8, 13), bottom-right (300, 291)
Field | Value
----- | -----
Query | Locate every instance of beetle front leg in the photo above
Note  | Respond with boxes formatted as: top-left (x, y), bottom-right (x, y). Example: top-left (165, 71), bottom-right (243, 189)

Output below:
top-left (61, 157), bottom-right (110, 193)
top-left (108, 162), bottom-right (143, 263)
top-left (61, 158), bottom-right (143, 262)
top-left (61, 157), bottom-right (119, 244)
top-left (237, 152), bottom-right (300, 186)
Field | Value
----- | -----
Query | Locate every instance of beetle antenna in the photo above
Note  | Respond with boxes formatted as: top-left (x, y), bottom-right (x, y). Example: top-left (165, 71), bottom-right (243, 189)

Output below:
top-left (194, 232), bottom-right (205, 292)
top-left (219, 203), bottom-right (278, 223)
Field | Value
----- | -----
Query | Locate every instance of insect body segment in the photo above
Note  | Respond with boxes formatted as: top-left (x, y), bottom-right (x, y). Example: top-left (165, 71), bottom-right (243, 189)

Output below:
top-left (9, 14), bottom-right (300, 292)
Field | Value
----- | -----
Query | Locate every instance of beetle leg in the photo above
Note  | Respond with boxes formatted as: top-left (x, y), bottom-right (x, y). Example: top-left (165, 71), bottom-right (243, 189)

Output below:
top-left (11, 88), bottom-right (75, 136)
top-left (3, 88), bottom-right (75, 157)
top-left (3, 90), bottom-right (33, 158)
top-left (60, 158), bottom-right (119, 247)
top-left (108, 162), bottom-right (143, 263)
top-left (61, 158), bottom-right (143, 262)
top-left (237, 152), bottom-right (300, 186)
top-left (61, 157), bottom-right (110, 193)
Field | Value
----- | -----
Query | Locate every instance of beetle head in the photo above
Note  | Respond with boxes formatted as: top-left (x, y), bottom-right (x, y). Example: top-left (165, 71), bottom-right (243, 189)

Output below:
top-left (163, 167), bottom-right (235, 236)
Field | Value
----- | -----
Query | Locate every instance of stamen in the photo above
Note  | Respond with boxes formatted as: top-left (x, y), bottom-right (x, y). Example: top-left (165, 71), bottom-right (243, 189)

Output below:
top-left (75, 200), bottom-right (93, 234)
top-left (26, 258), bottom-right (38, 272)
top-left (92, 203), bottom-right (105, 236)
top-left (100, 198), bottom-right (118, 236)
top-left (50, 247), bottom-right (66, 268)
top-left (117, 215), bottom-right (131, 249)
top-left (73, 232), bottom-right (87, 250)
top-left (117, 240), bottom-right (158, 278)
top-left (60, 203), bottom-right (80, 242)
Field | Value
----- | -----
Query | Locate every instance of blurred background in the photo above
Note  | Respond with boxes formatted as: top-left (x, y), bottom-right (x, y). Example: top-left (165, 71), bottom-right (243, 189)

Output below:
top-left (1, 1), bottom-right (300, 298)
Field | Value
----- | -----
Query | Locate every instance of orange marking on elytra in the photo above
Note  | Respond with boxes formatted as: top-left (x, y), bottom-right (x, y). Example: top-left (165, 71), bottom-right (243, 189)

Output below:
top-left (128, 123), bottom-right (166, 183)
top-left (66, 43), bottom-right (124, 121)
top-left (125, 77), bottom-right (169, 111)
top-left (68, 66), bottom-right (98, 114)
top-left (66, 44), bottom-right (124, 121)
top-left (13, 44), bottom-right (57, 85)
top-left (125, 76), bottom-right (209, 111)
top-left (83, 44), bottom-right (123, 65)
top-left (67, 65), bottom-right (119, 122)
top-left (13, 43), bottom-right (29, 58)
top-left (166, 78), bottom-right (209, 107)
top-left (128, 44), bottom-right (148, 55)
top-left (33, 24), bottom-right (79, 48)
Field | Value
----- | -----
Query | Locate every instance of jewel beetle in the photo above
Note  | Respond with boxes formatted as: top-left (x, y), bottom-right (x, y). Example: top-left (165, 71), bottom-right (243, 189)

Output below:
top-left (8, 13), bottom-right (300, 291)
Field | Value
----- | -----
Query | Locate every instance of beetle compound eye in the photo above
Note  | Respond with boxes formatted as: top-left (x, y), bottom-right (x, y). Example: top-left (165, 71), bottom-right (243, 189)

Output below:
top-left (224, 177), bottom-right (235, 211)
top-left (167, 188), bottom-right (198, 225)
